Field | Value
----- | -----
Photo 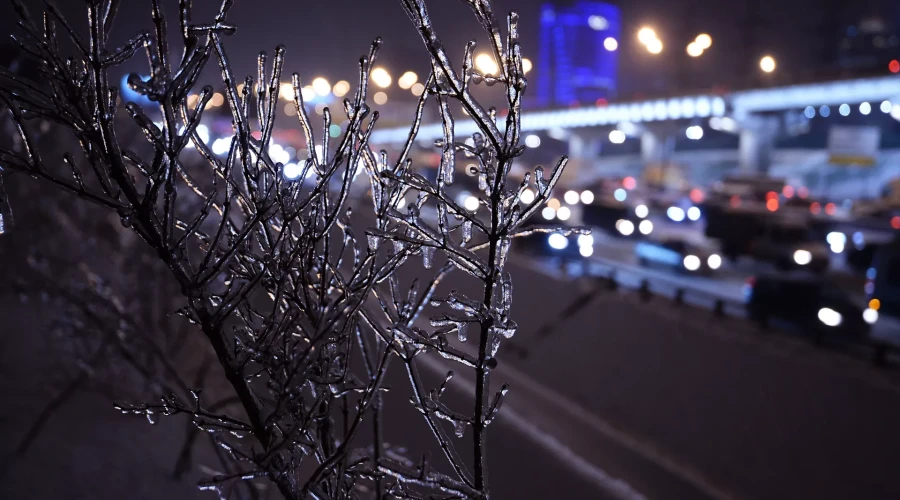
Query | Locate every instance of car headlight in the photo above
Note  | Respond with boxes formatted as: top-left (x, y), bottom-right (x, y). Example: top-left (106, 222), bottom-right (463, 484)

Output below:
top-left (683, 254), bottom-right (701, 271)
top-left (793, 249), bottom-right (812, 265)
top-left (577, 234), bottom-right (594, 247)
top-left (707, 254), bottom-right (722, 270)
top-left (579, 245), bottom-right (594, 257)
top-left (863, 308), bottom-right (878, 324)
top-left (818, 307), bottom-right (842, 327)
top-left (616, 219), bottom-right (635, 236)
top-left (548, 233), bottom-right (569, 250)
top-left (638, 220), bottom-right (653, 235)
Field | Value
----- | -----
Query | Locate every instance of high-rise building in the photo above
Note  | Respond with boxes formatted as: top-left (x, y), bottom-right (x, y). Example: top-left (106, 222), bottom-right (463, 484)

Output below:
top-left (535, 2), bottom-right (621, 108)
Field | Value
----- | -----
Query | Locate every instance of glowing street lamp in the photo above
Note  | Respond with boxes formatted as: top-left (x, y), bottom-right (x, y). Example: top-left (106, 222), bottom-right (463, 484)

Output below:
top-left (759, 55), bottom-right (776, 73)
top-left (686, 42), bottom-right (703, 57)
top-left (474, 53), bottom-right (499, 75)
top-left (397, 71), bottom-right (418, 90)
top-left (646, 38), bottom-right (663, 54)
top-left (522, 58), bottom-right (533, 74)
top-left (637, 27), bottom-right (657, 45)
top-left (694, 33), bottom-right (712, 49)
top-left (371, 67), bottom-right (391, 88)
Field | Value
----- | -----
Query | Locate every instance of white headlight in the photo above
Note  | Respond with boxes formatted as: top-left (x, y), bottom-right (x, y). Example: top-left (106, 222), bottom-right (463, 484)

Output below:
top-left (863, 308), bottom-right (879, 324)
top-left (667, 206), bottom-right (686, 222)
top-left (564, 190), bottom-right (580, 205)
top-left (541, 207), bottom-right (556, 220)
top-left (707, 254), bottom-right (722, 270)
top-left (687, 206), bottom-right (701, 221)
top-left (580, 190), bottom-right (595, 204)
top-left (577, 234), bottom-right (594, 247)
top-left (683, 254), bottom-right (701, 271)
top-left (639, 220), bottom-right (653, 235)
top-left (635, 204), bottom-right (649, 218)
top-left (548, 233), bottom-right (568, 250)
top-left (557, 206), bottom-right (571, 221)
top-left (579, 245), bottom-right (594, 257)
top-left (826, 232), bottom-right (846, 246)
top-left (616, 219), bottom-right (635, 236)
top-left (793, 249), bottom-right (812, 265)
top-left (818, 307), bottom-right (842, 327)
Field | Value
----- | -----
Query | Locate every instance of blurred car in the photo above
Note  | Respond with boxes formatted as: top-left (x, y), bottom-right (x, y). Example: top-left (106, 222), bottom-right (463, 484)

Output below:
top-left (751, 222), bottom-right (830, 273)
top-left (635, 238), bottom-right (722, 274)
top-left (744, 274), bottom-right (872, 339)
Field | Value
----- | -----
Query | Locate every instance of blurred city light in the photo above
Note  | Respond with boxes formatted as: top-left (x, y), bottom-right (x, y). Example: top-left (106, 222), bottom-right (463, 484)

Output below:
top-left (667, 206), bottom-right (686, 222)
top-left (588, 15), bottom-right (609, 30)
top-left (542, 207), bottom-right (556, 220)
top-left (581, 190), bottom-right (595, 204)
top-left (695, 33), bottom-right (712, 49)
top-left (604, 37), bottom-right (618, 52)
top-left (881, 100), bottom-right (893, 113)
top-left (890, 59), bottom-right (900, 73)
top-left (609, 130), bottom-right (626, 144)
top-left (793, 249), bottom-right (812, 265)
top-left (580, 245), bottom-right (594, 257)
top-left (522, 58), bottom-right (533, 73)
top-left (686, 42), bottom-right (703, 57)
top-left (557, 206), bottom-right (572, 221)
top-left (520, 188), bottom-right (535, 204)
top-left (637, 27), bottom-right (657, 45)
top-left (614, 188), bottom-right (627, 201)
top-left (803, 106), bottom-right (815, 118)
top-left (525, 134), bottom-right (542, 148)
top-left (211, 137), bottom-right (231, 156)
top-left (646, 38), bottom-right (663, 54)
top-left (683, 255), bottom-right (701, 271)
top-left (616, 219), bottom-right (635, 236)
top-left (859, 102), bottom-right (871, 115)
top-left (312, 77), bottom-right (331, 96)
top-left (759, 55), bottom-right (776, 73)
top-left (707, 254), bottom-right (722, 270)
top-left (373, 92), bottom-right (388, 105)
top-left (211, 92), bottom-right (225, 107)
top-left (623, 176), bottom-right (637, 190)
top-left (639, 220), bottom-right (654, 235)
top-left (283, 163), bottom-right (302, 180)
top-left (301, 86), bottom-right (316, 101)
top-left (635, 204), bottom-right (649, 218)
top-left (548, 233), bottom-right (569, 250)
top-left (475, 53), bottom-right (499, 75)
top-left (279, 82), bottom-right (294, 101)
top-left (838, 103), bottom-right (850, 116)
top-left (564, 190), bottom-right (580, 205)
top-left (863, 308), bottom-right (879, 325)
top-left (819, 105), bottom-right (831, 117)
top-left (578, 234), bottom-right (594, 248)
top-left (548, 198), bottom-right (561, 210)
top-left (333, 80), bottom-right (351, 97)
top-left (371, 67), bottom-right (391, 88)
top-left (411, 83), bottom-right (425, 96)
top-left (464, 195), bottom-right (479, 212)
top-left (766, 198), bottom-right (779, 211)
top-left (687, 206), bottom-right (701, 221)
top-left (686, 125), bottom-right (704, 140)
top-left (398, 71), bottom-right (418, 90)
top-left (827, 232), bottom-right (846, 253)
top-left (817, 307), bottom-right (842, 327)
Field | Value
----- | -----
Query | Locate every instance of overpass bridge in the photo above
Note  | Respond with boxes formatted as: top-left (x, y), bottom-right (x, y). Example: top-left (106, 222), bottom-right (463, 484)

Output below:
top-left (371, 75), bottom-right (900, 184)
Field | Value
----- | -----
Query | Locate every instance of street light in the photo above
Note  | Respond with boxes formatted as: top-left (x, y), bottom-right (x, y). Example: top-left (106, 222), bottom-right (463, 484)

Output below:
top-left (371, 67), bottom-right (391, 88)
top-left (686, 42), bottom-right (703, 57)
top-left (522, 58), bottom-right (533, 74)
top-left (759, 55), bottom-right (776, 73)
top-left (646, 39), bottom-right (663, 54)
top-left (637, 27), bottom-right (657, 45)
top-left (694, 34), bottom-right (712, 49)
top-left (475, 53), bottom-right (499, 75)
top-left (603, 37), bottom-right (618, 52)
top-left (397, 71), bottom-right (418, 90)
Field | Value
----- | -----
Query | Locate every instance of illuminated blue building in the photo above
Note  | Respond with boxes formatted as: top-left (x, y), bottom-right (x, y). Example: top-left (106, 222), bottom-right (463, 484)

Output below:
top-left (535, 2), bottom-right (620, 108)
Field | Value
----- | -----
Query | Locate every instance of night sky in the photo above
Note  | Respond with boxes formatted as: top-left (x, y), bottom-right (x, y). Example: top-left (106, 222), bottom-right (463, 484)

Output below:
top-left (2, 0), bottom-right (890, 97)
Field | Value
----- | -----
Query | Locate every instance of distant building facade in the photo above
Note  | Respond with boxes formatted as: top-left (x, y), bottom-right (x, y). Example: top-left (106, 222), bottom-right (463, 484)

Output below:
top-left (535, 2), bottom-right (621, 108)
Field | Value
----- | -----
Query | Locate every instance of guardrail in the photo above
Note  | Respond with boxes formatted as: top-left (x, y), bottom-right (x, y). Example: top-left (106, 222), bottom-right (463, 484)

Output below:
top-left (538, 254), bottom-right (900, 369)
